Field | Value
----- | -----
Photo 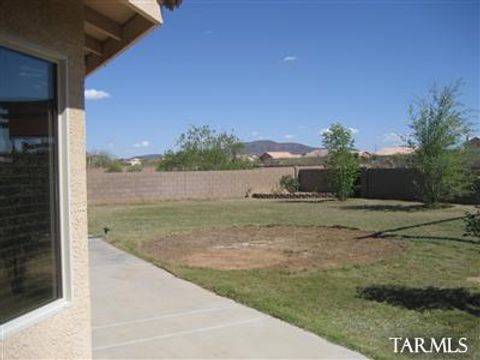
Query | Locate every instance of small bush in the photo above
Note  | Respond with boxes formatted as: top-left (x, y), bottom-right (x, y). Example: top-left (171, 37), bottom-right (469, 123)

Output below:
top-left (470, 175), bottom-right (480, 204)
top-left (105, 161), bottom-right (123, 173)
top-left (127, 164), bottom-right (143, 172)
top-left (279, 175), bottom-right (300, 193)
top-left (464, 211), bottom-right (480, 239)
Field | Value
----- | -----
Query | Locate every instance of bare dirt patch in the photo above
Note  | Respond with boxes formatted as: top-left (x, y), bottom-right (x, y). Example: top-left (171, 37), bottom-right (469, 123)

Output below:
top-left (144, 225), bottom-right (406, 270)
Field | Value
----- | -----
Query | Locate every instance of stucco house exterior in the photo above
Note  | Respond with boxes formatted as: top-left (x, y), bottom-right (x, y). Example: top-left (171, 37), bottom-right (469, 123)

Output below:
top-left (125, 157), bottom-right (142, 167)
top-left (259, 151), bottom-right (302, 161)
top-left (467, 136), bottom-right (480, 148)
top-left (0, 1), bottom-right (179, 358)
top-left (374, 146), bottom-right (415, 156)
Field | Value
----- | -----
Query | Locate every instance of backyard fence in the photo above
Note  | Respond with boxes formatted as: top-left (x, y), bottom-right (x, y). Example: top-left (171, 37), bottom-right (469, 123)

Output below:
top-left (88, 166), bottom-right (477, 205)
top-left (87, 167), bottom-right (295, 204)
top-left (298, 169), bottom-right (335, 193)
top-left (359, 168), bottom-right (420, 200)
top-left (298, 168), bottom-right (477, 204)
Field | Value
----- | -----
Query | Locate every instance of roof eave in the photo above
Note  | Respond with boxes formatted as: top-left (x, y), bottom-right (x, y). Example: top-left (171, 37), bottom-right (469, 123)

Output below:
top-left (84, 0), bottom-right (163, 76)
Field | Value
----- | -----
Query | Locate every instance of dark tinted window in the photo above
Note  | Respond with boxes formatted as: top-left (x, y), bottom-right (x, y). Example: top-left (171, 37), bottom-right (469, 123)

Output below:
top-left (0, 46), bottom-right (61, 324)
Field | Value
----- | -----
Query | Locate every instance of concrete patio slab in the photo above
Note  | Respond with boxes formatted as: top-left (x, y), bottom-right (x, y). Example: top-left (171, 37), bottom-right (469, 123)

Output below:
top-left (90, 238), bottom-right (368, 359)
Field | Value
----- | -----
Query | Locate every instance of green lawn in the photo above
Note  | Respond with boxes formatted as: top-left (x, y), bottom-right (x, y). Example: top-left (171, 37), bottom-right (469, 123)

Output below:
top-left (89, 199), bottom-right (480, 360)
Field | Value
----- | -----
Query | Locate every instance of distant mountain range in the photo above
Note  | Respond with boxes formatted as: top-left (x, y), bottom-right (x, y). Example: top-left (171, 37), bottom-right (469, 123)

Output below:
top-left (130, 140), bottom-right (318, 159)
top-left (240, 140), bottom-right (317, 156)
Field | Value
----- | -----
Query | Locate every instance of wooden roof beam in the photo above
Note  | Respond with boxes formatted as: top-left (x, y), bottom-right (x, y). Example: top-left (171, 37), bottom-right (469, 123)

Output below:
top-left (85, 14), bottom-right (154, 74)
top-left (84, 34), bottom-right (103, 56)
top-left (84, 6), bottom-right (123, 41)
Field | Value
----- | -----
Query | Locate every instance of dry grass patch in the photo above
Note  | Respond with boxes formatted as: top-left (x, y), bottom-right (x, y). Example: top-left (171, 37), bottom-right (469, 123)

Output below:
top-left (144, 225), bottom-right (405, 270)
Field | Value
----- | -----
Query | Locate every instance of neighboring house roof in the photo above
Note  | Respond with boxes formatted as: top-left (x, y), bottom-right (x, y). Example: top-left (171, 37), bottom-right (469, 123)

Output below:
top-left (84, 0), bottom-right (182, 75)
top-left (303, 149), bottom-right (329, 157)
top-left (127, 158), bottom-right (142, 165)
top-left (357, 150), bottom-right (372, 158)
top-left (467, 137), bottom-right (480, 148)
top-left (375, 146), bottom-right (415, 156)
top-left (303, 149), bottom-right (372, 158)
top-left (260, 151), bottom-right (301, 159)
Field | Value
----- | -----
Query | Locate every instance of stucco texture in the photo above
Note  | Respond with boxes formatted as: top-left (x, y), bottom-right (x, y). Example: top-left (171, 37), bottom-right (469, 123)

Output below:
top-left (87, 167), bottom-right (296, 204)
top-left (0, 1), bottom-right (91, 359)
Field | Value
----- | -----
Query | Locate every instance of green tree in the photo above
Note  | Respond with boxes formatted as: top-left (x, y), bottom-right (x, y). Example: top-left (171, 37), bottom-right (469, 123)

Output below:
top-left (86, 150), bottom-right (115, 168)
top-left (408, 82), bottom-right (473, 206)
top-left (162, 0), bottom-right (183, 11)
top-left (322, 123), bottom-right (360, 201)
top-left (158, 125), bottom-right (254, 171)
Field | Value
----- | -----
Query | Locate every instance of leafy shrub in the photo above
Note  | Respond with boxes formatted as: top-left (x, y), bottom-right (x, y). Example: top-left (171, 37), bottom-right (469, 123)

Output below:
top-left (105, 161), bottom-right (123, 173)
top-left (464, 211), bottom-right (480, 239)
top-left (279, 175), bottom-right (300, 193)
top-left (470, 175), bottom-right (480, 204)
top-left (126, 164), bottom-right (143, 172)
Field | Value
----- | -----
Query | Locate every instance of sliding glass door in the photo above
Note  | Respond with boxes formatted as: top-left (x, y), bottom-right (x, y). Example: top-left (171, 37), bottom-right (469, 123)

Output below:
top-left (0, 45), bottom-right (61, 324)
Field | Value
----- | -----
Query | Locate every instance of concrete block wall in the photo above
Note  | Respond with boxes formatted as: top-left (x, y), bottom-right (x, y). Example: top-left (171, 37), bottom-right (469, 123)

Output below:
top-left (87, 167), bottom-right (295, 204)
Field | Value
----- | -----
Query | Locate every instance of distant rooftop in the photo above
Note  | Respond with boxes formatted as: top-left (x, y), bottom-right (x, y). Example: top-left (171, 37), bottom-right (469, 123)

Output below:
top-left (304, 149), bottom-right (329, 158)
top-left (260, 151), bottom-right (302, 159)
top-left (375, 146), bottom-right (415, 156)
top-left (467, 137), bottom-right (480, 148)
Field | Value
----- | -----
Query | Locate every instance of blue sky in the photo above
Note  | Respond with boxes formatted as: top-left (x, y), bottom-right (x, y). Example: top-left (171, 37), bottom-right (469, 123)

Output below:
top-left (86, 0), bottom-right (479, 157)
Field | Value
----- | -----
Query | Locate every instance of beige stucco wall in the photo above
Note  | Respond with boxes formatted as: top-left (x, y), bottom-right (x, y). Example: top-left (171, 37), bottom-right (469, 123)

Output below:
top-left (87, 167), bottom-right (296, 204)
top-left (0, 1), bottom-right (91, 359)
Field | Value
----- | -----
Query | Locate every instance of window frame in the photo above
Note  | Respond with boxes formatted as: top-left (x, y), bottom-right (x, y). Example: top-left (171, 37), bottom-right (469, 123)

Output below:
top-left (0, 36), bottom-right (73, 340)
